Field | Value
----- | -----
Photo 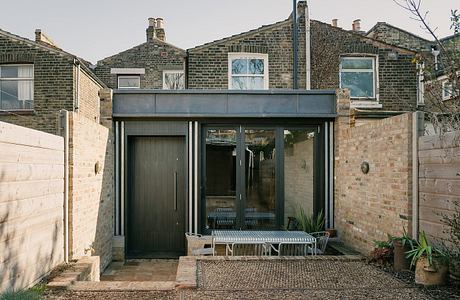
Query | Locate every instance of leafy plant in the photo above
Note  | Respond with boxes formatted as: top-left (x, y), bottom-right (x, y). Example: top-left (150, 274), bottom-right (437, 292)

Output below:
top-left (374, 240), bottom-right (392, 249)
top-left (370, 239), bottom-right (393, 266)
top-left (405, 231), bottom-right (446, 268)
top-left (0, 289), bottom-right (42, 300)
top-left (294, 207), bottom-right (324, 233)
top-left (390, 227), bottom-right (415, 250)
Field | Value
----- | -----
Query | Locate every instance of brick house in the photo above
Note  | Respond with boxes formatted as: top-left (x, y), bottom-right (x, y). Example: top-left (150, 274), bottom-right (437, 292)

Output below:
top-left (0, 28), bottom-right (106, 135)
top-left (94, 18), bottom-right (186, 90)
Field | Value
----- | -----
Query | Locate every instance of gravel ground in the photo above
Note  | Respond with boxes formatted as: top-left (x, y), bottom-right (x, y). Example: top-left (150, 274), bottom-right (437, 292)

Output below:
top-left (42, 258), bottom-right (459, 300)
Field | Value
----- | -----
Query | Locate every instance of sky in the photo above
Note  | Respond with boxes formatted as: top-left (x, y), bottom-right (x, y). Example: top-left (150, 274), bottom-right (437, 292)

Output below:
top-left (0, 0), bottom-right (458, 63)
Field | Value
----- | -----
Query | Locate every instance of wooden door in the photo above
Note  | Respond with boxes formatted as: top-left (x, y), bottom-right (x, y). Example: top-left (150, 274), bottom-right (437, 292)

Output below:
top-left (127, 136), bottom-right (186, 258)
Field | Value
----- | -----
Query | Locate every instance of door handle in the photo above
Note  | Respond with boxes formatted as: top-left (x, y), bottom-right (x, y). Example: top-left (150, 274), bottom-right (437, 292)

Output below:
top-left (174, 171), bottom-right (177, 211)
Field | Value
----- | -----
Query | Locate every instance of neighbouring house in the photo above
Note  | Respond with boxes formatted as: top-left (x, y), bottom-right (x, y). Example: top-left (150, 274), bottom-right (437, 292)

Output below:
top-left (92, 1), bottom-right (422, 260)
top-left (94, 18), bottom-right (186, 90)
top-left (0, 28), bottom-right (106, 134)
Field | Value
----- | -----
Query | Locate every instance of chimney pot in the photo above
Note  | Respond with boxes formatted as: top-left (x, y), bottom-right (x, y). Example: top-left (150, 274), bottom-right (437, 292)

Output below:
top-left (155, 18), bottom-right (164, 29)
top-left (154, 18), bottom-right (166, 42)
top-left (148, 17), bottom-right (156, 28)
top-left (332, 19), bottom-right (338, 27)
top-left (35, 29), bottom-right (58, 48)
top-left (352, 19), bottom-right (361, 31)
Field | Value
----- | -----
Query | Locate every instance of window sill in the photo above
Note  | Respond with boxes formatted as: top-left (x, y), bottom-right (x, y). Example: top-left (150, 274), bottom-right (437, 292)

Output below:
top-left (0, 110), bottom-right (35, 116)
top-left (350, 100), bottom-right (382, 109)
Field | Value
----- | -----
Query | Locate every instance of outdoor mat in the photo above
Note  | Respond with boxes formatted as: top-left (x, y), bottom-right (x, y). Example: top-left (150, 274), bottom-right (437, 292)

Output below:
top-left (196, 259), bottom-right (410, 291)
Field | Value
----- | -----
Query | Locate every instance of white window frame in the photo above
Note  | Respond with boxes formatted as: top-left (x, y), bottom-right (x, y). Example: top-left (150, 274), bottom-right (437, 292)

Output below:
top-left (339, 56), bottom-right (378, 100)
top-left (162, 70), bottom-right (185, 90)
top-left (0, 64), bottom-right (34, 111)
top-left (442, 80), bottom-right (459, 101)
top-left (117, 75), bottom-right (140, 89)
top-left (228, 53), bottom-right (269, 90)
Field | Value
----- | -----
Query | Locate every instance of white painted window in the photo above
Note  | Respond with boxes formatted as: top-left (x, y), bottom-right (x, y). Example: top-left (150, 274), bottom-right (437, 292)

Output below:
top-left (118, 75), bottom-right (140, 89)
top-left (163, 70), bottom-right (185, 90)
top-left (340, 57), bottom-right (377, 99)
top-left (0, 64), bottom-right (34, 110)
top-left (442, 80), bottom-right (459, 101)
top-left (228, 53), bottom-right (268, 90)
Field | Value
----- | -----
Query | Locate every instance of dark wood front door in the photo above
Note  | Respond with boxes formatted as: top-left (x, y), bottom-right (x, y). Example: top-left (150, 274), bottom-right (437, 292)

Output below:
top-left (127, 136), bottom-right (186, 258)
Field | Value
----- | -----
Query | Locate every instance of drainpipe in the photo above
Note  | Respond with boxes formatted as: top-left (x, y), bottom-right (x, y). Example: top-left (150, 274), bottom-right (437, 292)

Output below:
top-left (59, 110), bottom-right (70, 263)
top-left (74, 59), bottom-right (80, 112)
top-left (305, 2), bottom-right (311, 90)
top-left (292, 0), bottom-right (298, 89)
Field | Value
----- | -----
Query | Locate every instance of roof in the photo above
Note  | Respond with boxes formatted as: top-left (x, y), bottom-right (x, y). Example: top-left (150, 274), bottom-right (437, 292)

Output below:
top-left (440, 33), bottom-right (460, 43)
top-left (366, 22), bottom-right (432, 44)
top-left (0, 28), bottom-right (106, 88)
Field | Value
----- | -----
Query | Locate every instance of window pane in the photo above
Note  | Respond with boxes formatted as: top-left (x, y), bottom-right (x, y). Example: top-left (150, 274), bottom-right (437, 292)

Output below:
top-left (249, 59), bottom-right (264, 74)
top-left (248, 77), bottom-right (264, 90)
top-left (164, 72), bottom-right (185, 90)
top-left (232, 59), bottom-right (248, 74)
top-left (341, 72), bottom-right (374, 98)
top-left (341, 58), bottom-right (373, 70)
top-left (1, 66), bottom-right (19, 78)
top-left (18, 66), bottom-right (33, 78)
top-left (1, 81), bottom-right (20, 109)
top-left (231, 76), bottom-right (247, 90)
top-left (118, 76), bottom-right (140, 88)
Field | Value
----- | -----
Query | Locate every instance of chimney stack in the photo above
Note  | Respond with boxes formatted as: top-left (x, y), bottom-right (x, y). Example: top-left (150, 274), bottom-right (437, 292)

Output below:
top-left (331, 19), bottom-right (338, 27)
top-left (35, 29), bottom-right (59, 48)
top-left (146, 18), bottom-right (156, 42)
top-left (155, 18), bottom-right (166, 42)
top-left (352, 19), bottom-right (361, 32)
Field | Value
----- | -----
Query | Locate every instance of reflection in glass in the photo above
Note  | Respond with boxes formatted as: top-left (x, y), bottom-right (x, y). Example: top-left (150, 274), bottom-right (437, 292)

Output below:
top-left (244, 129), bottom-right (276, 229)
top-left (340, 72), bottom-right (374, 98)
top-left (205, 129), bottom-right (237, 230)
top-left (284, 129), bottom-right (315, 226)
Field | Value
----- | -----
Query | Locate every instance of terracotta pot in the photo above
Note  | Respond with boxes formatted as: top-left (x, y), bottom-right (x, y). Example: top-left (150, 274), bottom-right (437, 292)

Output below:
top-left (325, 228), bottom-right (336, 238)
top-left (393, 240), bottom-right (410, 272)
top-left (415, 256), bottom-right (448, 286)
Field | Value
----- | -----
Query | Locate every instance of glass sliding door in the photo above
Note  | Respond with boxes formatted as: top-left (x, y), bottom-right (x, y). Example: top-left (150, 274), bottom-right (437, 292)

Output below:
top-left (243, 129), bottom-right (276, 229)
top-left (283, 128), bottom-right (316, 226)
top-left (204, 128), bottom-right (238, 230)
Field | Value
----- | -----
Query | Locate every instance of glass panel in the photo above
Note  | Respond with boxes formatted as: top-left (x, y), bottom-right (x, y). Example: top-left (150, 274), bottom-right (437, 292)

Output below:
top-left (232, 59), bottom-right (248, 75)
top-left (341, 72), bottom-right (374, 98)
top-left (249, 59), bottom-right (264, 74)
top-left (0, 66), bottom-right (19, 78)
top-left (164, 72), bottom-right (185, 90)
top-left (341, 58), bottom-right (373, 70)
top-left (205, 129), bottom-right (237, 230)
top-left (244, 129), bottom-right (276, 229)
top-left (284, 129), bottom-right (315, 227)
top-left (248, 77), bottom-right (264, 90)
top-left (0, 80), bottom-right (34, 110)
top-left (118, 76), bottom-right (140, 88)
top-left (231, 76), bottom-right (247, 90)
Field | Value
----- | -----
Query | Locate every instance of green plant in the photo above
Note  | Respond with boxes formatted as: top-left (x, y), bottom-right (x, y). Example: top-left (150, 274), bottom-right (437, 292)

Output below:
top-left (374, 240), bottom-right (392, 249)
top-left (294, 207), bottom-right (324, 233)
top-left (0, 289), bottom-right (42, 300)
top-left (405, 231), bottom-right (446, 268)
top-left (369, 239), bottom-right (393, 266)
top-left (390, 228), bottom-right (415, 250)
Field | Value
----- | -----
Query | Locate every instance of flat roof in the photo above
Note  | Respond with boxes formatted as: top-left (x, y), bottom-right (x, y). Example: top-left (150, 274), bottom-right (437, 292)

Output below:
top-left (113, 89), bottom-right (337, 119)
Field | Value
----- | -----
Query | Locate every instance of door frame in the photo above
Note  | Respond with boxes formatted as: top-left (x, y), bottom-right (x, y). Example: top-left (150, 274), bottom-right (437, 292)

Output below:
top-left (200, 122), bottom-right (325, 233)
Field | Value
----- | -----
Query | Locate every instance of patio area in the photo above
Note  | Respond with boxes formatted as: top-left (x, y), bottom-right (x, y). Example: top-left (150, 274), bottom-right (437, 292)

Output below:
top-left (100, 259), bottom-right (178, 282)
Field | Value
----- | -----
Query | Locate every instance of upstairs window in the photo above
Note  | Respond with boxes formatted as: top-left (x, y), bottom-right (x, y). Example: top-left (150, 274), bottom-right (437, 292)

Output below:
top-left (228, 53), bottom-right (268, 90)
top-left (118, 75), bottom-right (140, 89)
top-left (442, 80), bottom-right (459, 101)
top-left (340, 57), bottom-right (376, 99)
top-left (0, 64), bottom-right (34, 110)
top-left (163, 70), bottom-right (185, 90)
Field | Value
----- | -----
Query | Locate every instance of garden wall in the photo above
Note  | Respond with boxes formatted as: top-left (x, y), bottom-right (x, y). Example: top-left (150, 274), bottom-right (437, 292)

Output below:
top-left (334, 91), bottom-right (414, 254)
top-left (0, 121), bottom-right (64, 292)
top-left (418, 131), bottom-right (460, 244)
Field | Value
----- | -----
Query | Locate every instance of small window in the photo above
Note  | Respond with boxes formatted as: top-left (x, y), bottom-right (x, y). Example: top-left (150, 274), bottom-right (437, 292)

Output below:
top-left (0, 64), bottom-right (34, 110)
top-left (118, 75), bottom-right (140, 89)
top-left (163, 70), bottom-right (185, 90)
top-left (340, 57), bottom-right (376, 99)
top-left (442, 80), bottom-right (459, 101)
top-left (228, 53), bottom-right (268, 90)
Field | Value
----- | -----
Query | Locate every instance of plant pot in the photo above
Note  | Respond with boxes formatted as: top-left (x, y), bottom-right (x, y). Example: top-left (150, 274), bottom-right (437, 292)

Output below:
top-left (325, 228), bottom-right (336, 238)
top-left (393, 240), bottom-right (410, 272)
top-left (415, 256), bottom-right (448, 286)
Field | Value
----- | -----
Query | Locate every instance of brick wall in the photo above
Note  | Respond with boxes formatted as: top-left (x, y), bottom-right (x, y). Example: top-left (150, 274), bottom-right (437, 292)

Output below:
top-left (0, 34), bottom-right (74, 135)
top-left (94, 40), bottom-right (186, 89)
top-left (68, 111), bottom-right (113, 270)
top-left (418, 131), bottom-right (460, 243)
top-left (334, 96), bottom-right (414, 253)
top-left (366, 23), bottom-right (432, 52)
top-left (77, 69), bottom-right (102, 123)
top-left (0, 121), bottom-right (64, 292)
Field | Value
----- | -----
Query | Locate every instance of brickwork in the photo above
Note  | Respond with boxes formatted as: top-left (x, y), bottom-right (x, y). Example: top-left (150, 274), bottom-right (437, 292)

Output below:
top-left (77, 70), bottom-right (101, 123)
top-left (68, 111), bottom-right (113, 271)
top-left (94, 39), bottom-right (186, 89)
top-left (334, 104), bottom-right (414, 253)
top-left (0, 30), bottom-right (104, 135)
top-left (0, 121), bottom-right (64, 292)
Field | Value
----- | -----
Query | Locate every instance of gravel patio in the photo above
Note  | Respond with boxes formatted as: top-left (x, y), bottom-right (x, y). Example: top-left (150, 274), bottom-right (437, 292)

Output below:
top-left (42, 256), bottom-right (456, 299)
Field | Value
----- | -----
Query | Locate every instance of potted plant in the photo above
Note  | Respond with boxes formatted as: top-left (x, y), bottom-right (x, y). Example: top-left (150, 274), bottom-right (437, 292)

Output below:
top-left (369, 240), bottom-right (393, 267)
top-left (406, 231), bottom-right (448, 286)
top-left (390, 228), bottom-right (415, 272)
top-left (294, 208), bottom-right (324, 233)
